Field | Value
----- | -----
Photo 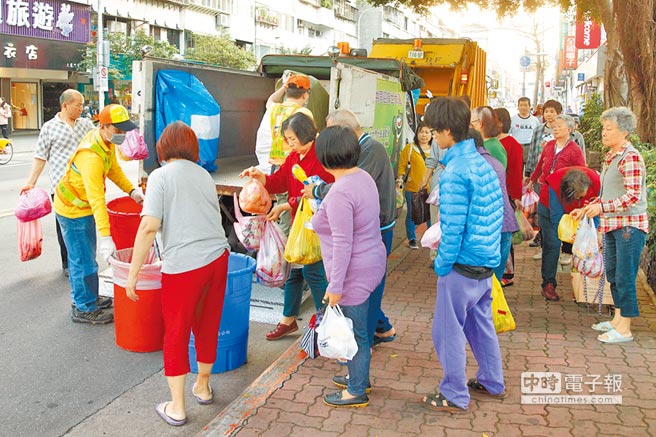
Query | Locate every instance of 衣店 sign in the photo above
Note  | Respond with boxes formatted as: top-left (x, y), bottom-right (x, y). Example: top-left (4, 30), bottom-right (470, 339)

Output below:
top-left (575, 18), bottom-right (601, 50)
top-left (564, 36), bottom-right (578, 70)
top-left (0, 0), bottom-right (90, 43)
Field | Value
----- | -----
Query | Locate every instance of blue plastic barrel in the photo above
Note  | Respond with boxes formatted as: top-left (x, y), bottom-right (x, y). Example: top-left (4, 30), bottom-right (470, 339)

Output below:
top-left (189, 253), bottom-right (256, 373)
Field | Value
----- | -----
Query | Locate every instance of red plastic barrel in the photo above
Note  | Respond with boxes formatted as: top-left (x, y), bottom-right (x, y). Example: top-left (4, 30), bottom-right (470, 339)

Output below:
top-left (107, 197), bottom-right (142, 250)
top-left (114, 283), bottom-right (164, 352)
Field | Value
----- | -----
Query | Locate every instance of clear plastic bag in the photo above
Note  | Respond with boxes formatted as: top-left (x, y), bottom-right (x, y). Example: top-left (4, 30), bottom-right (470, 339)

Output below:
top-left (521, 188), bottom-right (540, 229)
top-left (316, 304), bottom-right (358, 360)
top-left (512, 210), bottom-right (537, 245)
top-left (239, 178), bottom-right (272, 215)
top-left (256, 221), bottom-right (291, 287)
top-left (17, 219), bottom-right (42, 261)
top-left (573, 252), bottom-right (604, 278)
top-left (284, 198), bottom-right (322, 265)
top-left (15, 188), bottom-right (51, 222)
top-left (421, 218), bottom-right (441, 250)
top-left (233, 193), bottom-right (266, 251)
top-left (572, 217), bottom-right (599, 260)
top-left (109, 247), bottom-right (162, 290)
top-left (426, 185), bottom-right (440, 206)
top-left (118, 129), bottom-right (149, 161)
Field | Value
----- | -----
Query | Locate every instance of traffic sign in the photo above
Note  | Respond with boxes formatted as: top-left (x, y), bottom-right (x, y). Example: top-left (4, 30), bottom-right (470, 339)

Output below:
top-left (96, 65), bottom-right (109, 91)
top-left (519, 56), bottom-right (531, 68)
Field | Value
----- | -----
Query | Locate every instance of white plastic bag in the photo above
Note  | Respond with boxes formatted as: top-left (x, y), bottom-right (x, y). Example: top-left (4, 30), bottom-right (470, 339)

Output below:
top-left (256, 221), bottom-right (290, 287)
top-left (572, 217), bottom-right (599, 260)
top-left (316, 304), bottom-right (358, 360)
top-left (233, 193), bottom-right (266, 251)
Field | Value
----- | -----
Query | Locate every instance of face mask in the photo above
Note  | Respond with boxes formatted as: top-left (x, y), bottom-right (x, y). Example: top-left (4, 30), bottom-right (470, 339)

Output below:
top-left (110, 133), bottom-right (126, 145)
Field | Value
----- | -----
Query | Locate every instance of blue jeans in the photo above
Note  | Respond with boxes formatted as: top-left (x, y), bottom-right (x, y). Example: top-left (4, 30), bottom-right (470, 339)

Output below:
top-left (538, 203), bottom-right (560, 288)
top-left (56, 214), bottom-right (100, 312)
top-left (404, 191), bottom-right (431, 241)
top-left (340, 299), bottom-right (371, 397)
top-left (368, 228), bottom-right (393, 344)
top-left (493, 232), bottom-right (512, 282)
top-left (282, 260), bottom-right (327, 317)
top-left (604, 227), bottom-right (646, 318)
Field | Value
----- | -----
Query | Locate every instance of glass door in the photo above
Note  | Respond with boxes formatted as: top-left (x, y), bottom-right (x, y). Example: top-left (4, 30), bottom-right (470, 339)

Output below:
top-left (10, 82), bottom-right (39, 130)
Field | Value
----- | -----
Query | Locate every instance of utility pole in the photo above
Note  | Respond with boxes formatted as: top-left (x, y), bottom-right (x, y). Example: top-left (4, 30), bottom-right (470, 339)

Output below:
top-left (97, 0), bottom-right (105, 111)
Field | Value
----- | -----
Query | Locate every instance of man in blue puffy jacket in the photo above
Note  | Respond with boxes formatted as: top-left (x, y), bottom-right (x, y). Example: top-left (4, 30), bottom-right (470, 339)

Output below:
top-left (421, 97), bottom-right (507, 413)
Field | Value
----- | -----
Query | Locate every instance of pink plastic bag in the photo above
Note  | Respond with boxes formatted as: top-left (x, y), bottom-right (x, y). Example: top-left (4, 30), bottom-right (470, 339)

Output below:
top-left (118, 129), bottom-right (149, 161)
top-left (426, 185), bottom-right (440, 206)
top-left (233, 193), bottom-right (266, 251)
top-left (421, 220), bottom-right (442, 250)
top-left (109, 247), bottom-right (162, 289)
top-left (256, 221), bottom-right (290, 287)
top-left (15, 188), bottom-right (51, 222)
top-left (17, 219), bottom-right (43, 261)
top-left (239, 178), bottom-right (272, 215)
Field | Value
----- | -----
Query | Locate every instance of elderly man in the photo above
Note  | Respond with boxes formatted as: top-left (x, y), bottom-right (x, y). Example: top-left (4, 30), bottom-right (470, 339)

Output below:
top-left (22, 89), bottom-right (94, 276)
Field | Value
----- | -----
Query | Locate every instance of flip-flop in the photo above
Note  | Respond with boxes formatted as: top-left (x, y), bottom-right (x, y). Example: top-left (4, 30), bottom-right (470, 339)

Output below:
top-left (591, 321), bottom-right (614, 332)
top-left (192, 384), bottom-right (214, 405)
top-left (155, 402), bottom-right (187, 426)
top-left (598, 329), bottom-right (633, 344)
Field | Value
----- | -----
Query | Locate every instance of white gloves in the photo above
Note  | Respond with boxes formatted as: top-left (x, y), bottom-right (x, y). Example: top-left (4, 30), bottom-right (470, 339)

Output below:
top-left (130, 188), bottom-right (145, 204)
top-left (99, 236), bottom-right (116, 263)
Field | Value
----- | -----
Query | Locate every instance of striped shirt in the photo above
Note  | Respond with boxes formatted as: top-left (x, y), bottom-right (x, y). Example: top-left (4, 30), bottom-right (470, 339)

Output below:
top-left (599, 145), bottom-right (649, 234)
top-left (35, 114), bottom-right (94, 194)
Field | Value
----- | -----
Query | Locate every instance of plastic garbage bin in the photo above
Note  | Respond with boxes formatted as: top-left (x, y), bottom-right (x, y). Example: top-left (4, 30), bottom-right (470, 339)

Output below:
top-left (107, 197), bottom-right (143, 250)
top-left (189, 253), bottom-right (256, 373)
top-left (109, 248), bottom-right (164, 352)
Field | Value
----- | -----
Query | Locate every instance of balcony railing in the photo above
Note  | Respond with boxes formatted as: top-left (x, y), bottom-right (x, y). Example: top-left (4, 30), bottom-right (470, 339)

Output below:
top-left (334, 3), bottom-right (356, 21)
top-left (256, 14), bottom-right (279, 27)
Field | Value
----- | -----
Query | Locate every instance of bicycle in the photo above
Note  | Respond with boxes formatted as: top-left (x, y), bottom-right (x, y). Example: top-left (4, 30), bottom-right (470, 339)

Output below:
top-left (0, 138), bottom-right (14, 165)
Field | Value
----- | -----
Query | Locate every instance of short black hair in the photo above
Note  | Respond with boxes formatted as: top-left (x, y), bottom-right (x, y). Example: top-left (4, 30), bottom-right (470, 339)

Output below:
top-left (543, 99), bottom-right (563, 114)
top-left (286, 88), bottom-right (308, 99)
top-left (315, 125), bottom-right (360, 169)
top-left (424, 97), bottom-right (470, 143)
top-left (467, 128), bottom-right (484, 149)
top-left (518, 97), bottom-right (531, 106)
top-left (281, 112), bottom-right (317, 145)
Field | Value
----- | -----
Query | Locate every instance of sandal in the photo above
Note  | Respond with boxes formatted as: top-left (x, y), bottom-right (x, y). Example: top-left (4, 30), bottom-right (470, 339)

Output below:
top-left (467, 378), bottom-right (508, 399)
top-left (591, 321), bottom-right (614, 332)
top-left (155, 402), bottom-right (187, 426)
top-left (598, 329), bottom-right (633, 344)
top-left (421, 393), bottom-right (467, 414)
top-left (192, 384), bottom-right (214, 405)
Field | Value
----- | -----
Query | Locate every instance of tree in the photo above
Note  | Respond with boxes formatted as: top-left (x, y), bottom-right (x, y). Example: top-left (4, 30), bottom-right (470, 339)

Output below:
top-left (278, 45), bottom-right (314, 55)
top-left (367, 0), bottom-right (656, 144)
top-left (185, 33), bottom-right (256, 70)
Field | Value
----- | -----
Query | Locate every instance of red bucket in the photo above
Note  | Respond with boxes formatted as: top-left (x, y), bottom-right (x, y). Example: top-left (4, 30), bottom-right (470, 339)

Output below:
top-left (107, 197), bottom-right (142, 250)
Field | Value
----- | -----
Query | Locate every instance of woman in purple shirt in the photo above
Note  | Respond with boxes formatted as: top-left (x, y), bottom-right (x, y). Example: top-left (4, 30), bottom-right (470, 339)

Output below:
top-left (311, 126), bottom-right (387, 408)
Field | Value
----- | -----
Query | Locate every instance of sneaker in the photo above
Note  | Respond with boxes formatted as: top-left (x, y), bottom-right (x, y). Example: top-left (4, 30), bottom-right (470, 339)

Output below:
top-left (532, 251), bottom-right (542, 260)
top-left (529, 232), bottom-right (542, 247)
top-left (71, 308), bottom-right (114, 324)
top-left (559, 254), bottom-right (572, 265)
top-left (541, 283), bottom-right (560, 301)
top-left (71, 297), bottom-right (113, 310)
top-left (408, 239), bottom-right (419, 250)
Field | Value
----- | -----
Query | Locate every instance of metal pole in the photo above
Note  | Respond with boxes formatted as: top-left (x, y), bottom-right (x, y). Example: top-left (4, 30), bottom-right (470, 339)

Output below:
top-left (522, 70), bottom-right (526, 97)
top-left (97, 0), bottom-right (104, 111)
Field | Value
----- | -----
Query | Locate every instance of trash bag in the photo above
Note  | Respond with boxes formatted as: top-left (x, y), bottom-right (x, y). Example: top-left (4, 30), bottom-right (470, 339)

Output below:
top-left (558, 214), bottom-right (579, 244)
top-left (421, 219), bottom-right (441, 250)
top-left (284, 198), bottom-right (322, 265)
top-left (17, 219), bottom-right (42, 261)
top-left (256, 221), bottom-right (290, 287)
top-left (15, 188), bottom-right (51, 222)
top-left (238, 178), bottom-right (271, 215)
top-left (109, 247), bottom-right (162, 290)
top-left (411, 188), bottom-right (430, 225)
top-left (118, 129), bottom-right (149, 161)
top-left (233, 193), bottom-right (266, 251)
top-left (512, 210), bottom-right (536, 245)
top-left (316, 304), bottom-right (358, 360)
top-left (491, 275), bottom-right (515, 333)
top-left (156, 70), bottom-right (220, 172)
top-left (572, 217), bottom-right (599, 260)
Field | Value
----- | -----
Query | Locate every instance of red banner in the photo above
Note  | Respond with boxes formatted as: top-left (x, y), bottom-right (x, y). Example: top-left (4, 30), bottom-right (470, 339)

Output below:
top-left (564, 36), bottom-right (578, 69)
top-left (575, 19), bottom-right (601, 49)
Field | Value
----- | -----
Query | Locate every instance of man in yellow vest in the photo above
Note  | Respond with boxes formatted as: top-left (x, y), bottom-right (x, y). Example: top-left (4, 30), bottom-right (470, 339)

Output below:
top-left (54, 104), bottom-right (144, 325)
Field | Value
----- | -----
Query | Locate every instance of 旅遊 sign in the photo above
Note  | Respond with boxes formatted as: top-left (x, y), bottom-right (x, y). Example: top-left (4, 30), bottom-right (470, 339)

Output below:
top-left (0, 0), bottom-right (90, 43)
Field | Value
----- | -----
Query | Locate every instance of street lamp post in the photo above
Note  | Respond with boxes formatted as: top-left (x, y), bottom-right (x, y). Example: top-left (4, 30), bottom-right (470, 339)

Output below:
top-left (356, 7), bottom-right (379, 51)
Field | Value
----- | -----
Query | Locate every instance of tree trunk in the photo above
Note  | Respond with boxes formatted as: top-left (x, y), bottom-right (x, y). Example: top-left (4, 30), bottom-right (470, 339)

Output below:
top-left (613, 0), bottom-right (656, 144)
top-left (595, 0), bottom-right (629, 108)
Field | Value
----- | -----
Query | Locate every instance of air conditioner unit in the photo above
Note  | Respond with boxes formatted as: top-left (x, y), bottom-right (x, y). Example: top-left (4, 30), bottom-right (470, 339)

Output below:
top-left (216, 14), bottom-right (230, 27)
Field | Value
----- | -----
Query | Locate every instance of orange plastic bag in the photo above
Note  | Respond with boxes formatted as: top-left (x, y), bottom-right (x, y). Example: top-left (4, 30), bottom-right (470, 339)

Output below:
top-left (17, 219), bottom-right (42, 261)
top-left (239, 178), bottom-right (272, 215)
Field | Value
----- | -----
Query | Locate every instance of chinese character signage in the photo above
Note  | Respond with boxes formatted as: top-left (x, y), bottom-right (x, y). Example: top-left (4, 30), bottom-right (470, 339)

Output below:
top-left (521, 372), bottom-right (622, 405)
top-left (575, 17), bottom-right (601, 49)
top-left (0, 0), bottom-right (90, 43)
top-left (564, 36), bottom-right (578, 70)
top-left (1, 35), bottom-right (83, 69)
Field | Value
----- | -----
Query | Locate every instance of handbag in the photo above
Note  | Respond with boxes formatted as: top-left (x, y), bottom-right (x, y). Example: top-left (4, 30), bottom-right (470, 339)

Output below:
top-left (300, 307), bottom-right (324, 359)
top-left (411, 188), bottom-right (430, 225)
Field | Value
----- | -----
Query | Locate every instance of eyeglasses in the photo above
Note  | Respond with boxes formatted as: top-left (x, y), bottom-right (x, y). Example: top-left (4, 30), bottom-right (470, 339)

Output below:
top-left (470, 119), bottom-right (480, 124)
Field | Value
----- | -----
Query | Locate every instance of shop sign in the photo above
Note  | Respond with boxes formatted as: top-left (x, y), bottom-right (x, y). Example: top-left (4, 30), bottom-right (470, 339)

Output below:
top-left (0, 0), bottom-right (90, 43)
top-left (575, 13), bottom-right (601, 49)
top-left (1, 35), bottom-right (83, 69)
top-left (564, 36), bottom-right (578, 70)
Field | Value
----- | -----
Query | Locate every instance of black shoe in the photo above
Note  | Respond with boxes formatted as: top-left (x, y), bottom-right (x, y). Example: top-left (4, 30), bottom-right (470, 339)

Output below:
top-left (408, 239), bottom-right (419, 250)
top-left (71, 308), bottom-right (114, 325)
top-left (323, 390), bottom-right (369, 408)
top-left (529, 232), bottom-right (542, 247)
top-left (332, 375), bottom-right (372, 393)
top-left (71, 297), bottom-right (113, 310)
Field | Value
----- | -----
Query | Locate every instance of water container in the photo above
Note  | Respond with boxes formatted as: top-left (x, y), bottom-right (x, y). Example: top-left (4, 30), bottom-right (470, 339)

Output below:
top-left (189, 253), bottom-right (256, 373)
top-left (107, 197), bottom-right (142, 250)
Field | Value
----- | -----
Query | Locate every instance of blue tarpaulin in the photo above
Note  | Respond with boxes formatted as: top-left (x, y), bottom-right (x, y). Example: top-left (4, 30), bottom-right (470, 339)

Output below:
top-left (155, 70), bottom-right (221, 172)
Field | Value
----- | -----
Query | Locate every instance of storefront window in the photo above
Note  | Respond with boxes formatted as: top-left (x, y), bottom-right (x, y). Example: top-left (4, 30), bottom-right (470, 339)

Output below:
top-left (10, 82), bottom-right (39, 130)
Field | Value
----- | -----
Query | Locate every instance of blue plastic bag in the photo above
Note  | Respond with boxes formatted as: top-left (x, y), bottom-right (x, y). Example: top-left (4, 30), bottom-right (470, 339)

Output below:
top-left (155, 70), bottom-right (221, 172)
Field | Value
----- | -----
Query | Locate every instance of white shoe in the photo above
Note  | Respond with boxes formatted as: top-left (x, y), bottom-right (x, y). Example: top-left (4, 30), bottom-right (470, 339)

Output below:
top-left (532, 251), bottom-right (542, 260)
top-left (559, 254), bottom-right (572, 265)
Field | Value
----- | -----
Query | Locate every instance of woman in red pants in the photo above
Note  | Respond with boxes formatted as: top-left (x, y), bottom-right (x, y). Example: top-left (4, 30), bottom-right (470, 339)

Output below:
top-left (126, 121), bottom-right (230, 426)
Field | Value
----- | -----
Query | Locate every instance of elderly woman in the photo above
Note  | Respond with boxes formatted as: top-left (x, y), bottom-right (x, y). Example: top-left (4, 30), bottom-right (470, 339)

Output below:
top-left (470, 106), bottom-right (507, 169)
top-left (528, 114), bottom-right (586, 300)
top-left (572, 107), bottom-right (648, 343)
top-left (311, 125), bottom-right (386, 408)
top-left (241, 112), bottom-right (334, 340)
top-left (126, 122), bottom-right (230, 426)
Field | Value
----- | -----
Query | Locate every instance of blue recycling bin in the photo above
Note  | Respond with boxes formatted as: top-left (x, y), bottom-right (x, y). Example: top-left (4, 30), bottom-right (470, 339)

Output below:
top-left (189, 253), bottom-right (256, 373)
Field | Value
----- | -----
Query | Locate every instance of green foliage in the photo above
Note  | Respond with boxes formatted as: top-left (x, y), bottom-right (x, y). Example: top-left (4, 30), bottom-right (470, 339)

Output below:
top-left (278, 45), bottom-right (313, 55)
top-left (185, 33), bottom-right (256, 70)
top-left (578, 93), bottom-right (603, 153)
top-left (631, 140), bottom-right (656, 255)
top-left (321, 0), bottom-right (333, 8)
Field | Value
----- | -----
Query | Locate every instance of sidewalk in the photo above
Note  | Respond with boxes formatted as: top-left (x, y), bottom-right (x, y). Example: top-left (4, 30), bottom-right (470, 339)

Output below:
top-left (202, 240), bottom-right (656, 437)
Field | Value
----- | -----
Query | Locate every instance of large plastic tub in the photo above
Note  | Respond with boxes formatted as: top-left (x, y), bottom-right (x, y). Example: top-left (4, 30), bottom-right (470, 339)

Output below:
top-left (189, 253), bottom-right (256, 373)
top-left (107, 197), bottom-right (143, 250)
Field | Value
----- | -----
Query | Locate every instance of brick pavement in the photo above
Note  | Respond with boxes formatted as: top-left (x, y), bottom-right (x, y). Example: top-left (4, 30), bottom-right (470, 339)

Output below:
top-left (206, 240), bottom-right (656, 437)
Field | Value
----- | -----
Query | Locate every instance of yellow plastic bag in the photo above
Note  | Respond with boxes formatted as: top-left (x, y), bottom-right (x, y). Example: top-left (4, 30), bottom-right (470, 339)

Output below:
top-left (558, 214), bottom-right (579, 244)
top-left (283, 198), bottom-right (322, 265)
top-left (491, 275), bottom-right (516, 333)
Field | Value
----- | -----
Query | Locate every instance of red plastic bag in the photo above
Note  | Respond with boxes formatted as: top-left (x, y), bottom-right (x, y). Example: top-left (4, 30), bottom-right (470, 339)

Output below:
top-left (118, 129), bottom-right (149, 161)
top-left (15, 188), bottom-right (51, 222)
top-left (17, 219), bottom-right (43, 261)
top-left (233, 193), bottom-right (266, 251)
top-left (239, 178), bottom-right (272, 215)
top-left (256, 221), bottom-right (290, 287)
top-left (521, 188), bottom-right (540, 229)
